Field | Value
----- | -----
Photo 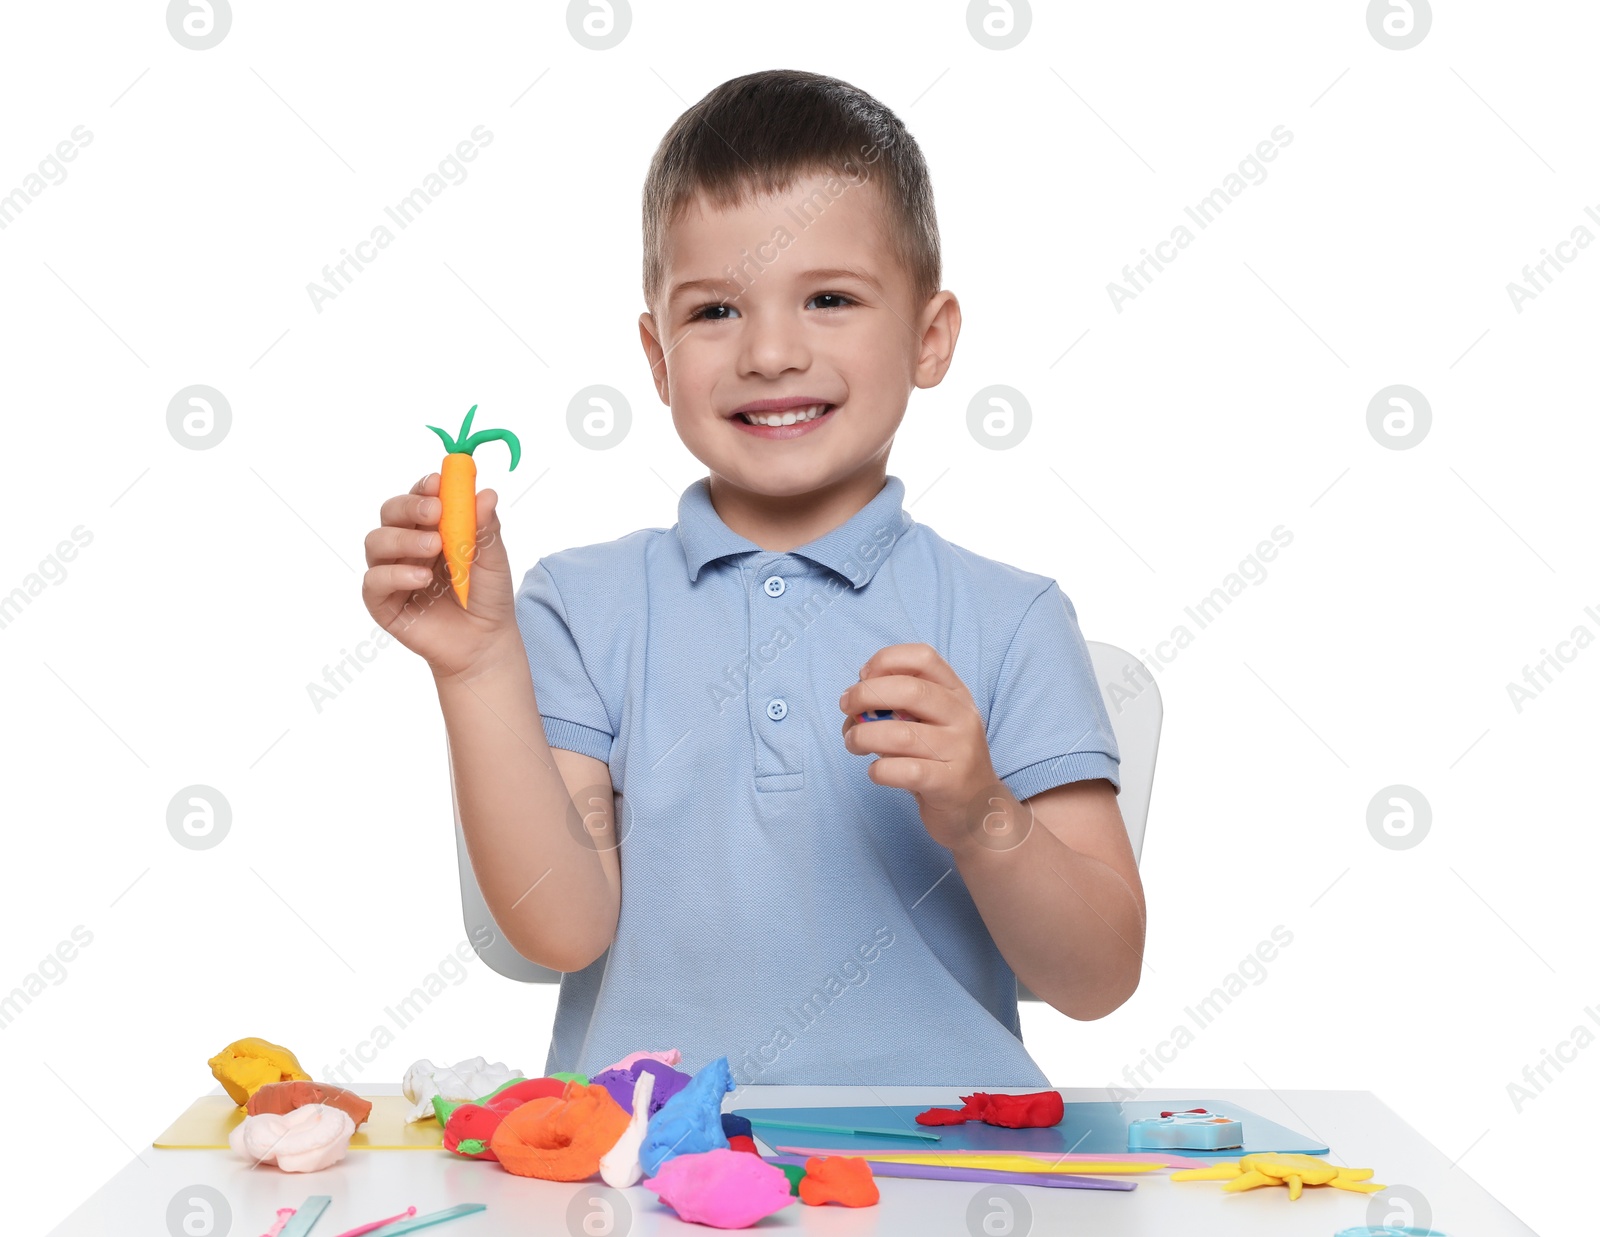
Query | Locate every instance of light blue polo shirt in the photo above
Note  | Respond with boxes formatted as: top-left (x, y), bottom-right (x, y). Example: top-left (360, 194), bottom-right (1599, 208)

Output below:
top-left (513, 473), bottom-right (1120, 1086)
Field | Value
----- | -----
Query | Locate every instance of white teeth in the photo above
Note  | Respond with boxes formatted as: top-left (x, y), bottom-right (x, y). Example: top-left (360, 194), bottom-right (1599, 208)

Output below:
top-left (741, 403), bottom-right (829, 426)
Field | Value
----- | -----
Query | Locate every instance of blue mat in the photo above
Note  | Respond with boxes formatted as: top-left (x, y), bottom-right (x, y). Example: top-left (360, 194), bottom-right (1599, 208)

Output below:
top-left (732, 1098), bottom-right (1327, 1159)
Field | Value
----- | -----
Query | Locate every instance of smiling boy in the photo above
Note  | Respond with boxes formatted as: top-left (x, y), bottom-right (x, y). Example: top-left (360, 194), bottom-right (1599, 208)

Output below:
top-left (364, 69), bottom-right (1144, 1085)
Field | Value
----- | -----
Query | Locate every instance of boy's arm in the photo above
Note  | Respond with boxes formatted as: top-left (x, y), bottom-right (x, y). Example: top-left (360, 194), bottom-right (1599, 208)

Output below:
top-left (434, 631), bottom-right (621, 973)
top-left (947, 777), bottom-right (1145, 1020)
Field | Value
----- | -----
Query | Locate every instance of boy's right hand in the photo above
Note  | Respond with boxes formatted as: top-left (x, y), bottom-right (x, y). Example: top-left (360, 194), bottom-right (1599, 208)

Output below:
top-left (362, 472), bottom-right (522, 682)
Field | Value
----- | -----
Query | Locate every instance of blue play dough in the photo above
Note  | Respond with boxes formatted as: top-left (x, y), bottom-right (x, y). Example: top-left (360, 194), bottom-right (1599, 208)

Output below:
top-left (720, 1112), bottom-right (753, 1140)
top-left (638, 1056), bottom-right (735, 1177)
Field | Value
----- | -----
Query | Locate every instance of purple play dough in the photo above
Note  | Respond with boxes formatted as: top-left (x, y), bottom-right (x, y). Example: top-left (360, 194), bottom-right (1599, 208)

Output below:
top-left (592, 1059), bottom-right (691, 1117)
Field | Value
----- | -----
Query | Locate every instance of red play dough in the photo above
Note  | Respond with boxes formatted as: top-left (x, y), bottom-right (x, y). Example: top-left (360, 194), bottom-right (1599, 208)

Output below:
top-left (914, 1090), bottom-right (1064, 1129)
top-left (799, 1156), bottom-right (879, 1207)
top-left (726, 1134), bottom-right (760, 1155)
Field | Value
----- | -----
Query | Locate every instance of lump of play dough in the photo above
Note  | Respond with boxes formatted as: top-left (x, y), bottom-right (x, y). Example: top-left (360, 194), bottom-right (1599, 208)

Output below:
top-left (727, 1135), bottom-right (759, 1156)
top-left (777, 1162), bottom-right (807, 1195)
top-left (434, 1075), bottom-right (566, 1127)
top-left (592, 1059), bottom-right (690, 1118)
top-left (599, 1070), bottom-right (657, 1188)
top-left (602, 1048), bottom-right (682, 1072)
top-left (442, 1077), bottom-right (574, 1159)
top-left (401, 1056), bottom-right (521, 1123)
top-left (720, 1113), bottom-right (753, 1140)
top-left (230, 1103), bottom-right (355, 1172)
top-left (208, 1037), bottom-right (311, 1107)
top-left (799, 1155), bottom-right (879, 1207)
top-left (247, 1080), bottom-right (372, 1128)
top-left (489, 1080), bottom-right (630, 1181)
top-left (915, 1090), bottom-right (1064, 1129)
top-left (643, 1148), bottom-right (795, 1228)
top-left (638, 1055), bottom-right (735, 1177)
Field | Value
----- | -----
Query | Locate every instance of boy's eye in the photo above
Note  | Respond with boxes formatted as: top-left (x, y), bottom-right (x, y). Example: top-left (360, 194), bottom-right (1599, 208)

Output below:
top-left (690, 302), bottom-right (737, 322)
top-left (808, 292), bottom-right (853, 310)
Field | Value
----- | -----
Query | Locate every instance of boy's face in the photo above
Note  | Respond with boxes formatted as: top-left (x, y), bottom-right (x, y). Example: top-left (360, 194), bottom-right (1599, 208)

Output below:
top-left (639, 171), bottom-right (958, 500)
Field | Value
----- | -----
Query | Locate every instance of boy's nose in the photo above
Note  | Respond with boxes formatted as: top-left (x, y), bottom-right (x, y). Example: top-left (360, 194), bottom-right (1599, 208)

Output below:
top-left (738, 313), bottom-right (810, 377)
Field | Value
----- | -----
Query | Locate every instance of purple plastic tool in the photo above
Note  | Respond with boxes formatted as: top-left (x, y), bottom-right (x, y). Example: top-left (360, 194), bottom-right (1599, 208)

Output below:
top-left (763, 1155), bottom-right (1136, 1192)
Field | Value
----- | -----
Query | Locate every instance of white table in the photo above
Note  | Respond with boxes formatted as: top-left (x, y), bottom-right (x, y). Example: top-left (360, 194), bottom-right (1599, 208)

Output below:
top-left (48, 1085), bottom-right (1534, 1236)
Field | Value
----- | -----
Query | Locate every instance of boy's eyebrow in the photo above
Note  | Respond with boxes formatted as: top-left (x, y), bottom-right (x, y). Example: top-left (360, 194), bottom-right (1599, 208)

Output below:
top-left (668, 265), bottom-right (885, 303)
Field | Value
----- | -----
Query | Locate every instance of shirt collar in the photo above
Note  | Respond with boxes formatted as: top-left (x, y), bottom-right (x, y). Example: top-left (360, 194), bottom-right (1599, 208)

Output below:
top-left (675, 474), bottom-right (912, 588)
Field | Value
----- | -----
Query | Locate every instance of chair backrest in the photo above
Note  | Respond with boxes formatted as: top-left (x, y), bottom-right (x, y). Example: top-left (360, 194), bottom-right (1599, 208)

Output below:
top-left (454, 639), bottom-right (1161, 988)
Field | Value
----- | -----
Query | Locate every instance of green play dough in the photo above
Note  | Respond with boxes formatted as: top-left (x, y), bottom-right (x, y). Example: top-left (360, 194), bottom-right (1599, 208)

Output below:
top-left (550, 1071), bottom-right (588, 1085)
top-left (778, 1163), bottom-right (807, 1195)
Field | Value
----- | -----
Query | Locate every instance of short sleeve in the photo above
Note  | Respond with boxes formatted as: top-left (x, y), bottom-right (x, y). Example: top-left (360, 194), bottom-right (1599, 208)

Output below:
top-left (513, 560), bottom-right (615, 764)
top-left (985, 582), bottom-right (1121, 800)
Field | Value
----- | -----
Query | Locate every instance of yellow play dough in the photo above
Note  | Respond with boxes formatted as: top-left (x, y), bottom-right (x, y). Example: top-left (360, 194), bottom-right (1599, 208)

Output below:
top-left (207, 1037), bottom-right (311, 1106)
top-left (1170, 1152), bottom-right (1384, 1200)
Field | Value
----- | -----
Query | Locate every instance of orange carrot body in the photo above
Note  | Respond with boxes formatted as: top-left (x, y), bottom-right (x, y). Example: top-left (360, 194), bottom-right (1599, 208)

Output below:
top-left (424, 404), bottom-right (520, 610)
top-left (439, 451), bottom-right (477, 608)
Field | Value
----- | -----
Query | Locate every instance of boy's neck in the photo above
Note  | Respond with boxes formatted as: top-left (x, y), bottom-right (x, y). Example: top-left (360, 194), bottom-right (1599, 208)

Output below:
top-left (705, 463), bottom-right (889, 553)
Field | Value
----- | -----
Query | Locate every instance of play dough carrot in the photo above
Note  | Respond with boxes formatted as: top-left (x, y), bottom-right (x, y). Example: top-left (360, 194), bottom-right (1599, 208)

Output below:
top-left (424, 404), bottom-right (521, 608)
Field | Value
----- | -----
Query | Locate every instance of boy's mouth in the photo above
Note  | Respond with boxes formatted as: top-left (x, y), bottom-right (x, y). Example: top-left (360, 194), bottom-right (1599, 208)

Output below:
top-left (731, 401), bottom-right (837, 436)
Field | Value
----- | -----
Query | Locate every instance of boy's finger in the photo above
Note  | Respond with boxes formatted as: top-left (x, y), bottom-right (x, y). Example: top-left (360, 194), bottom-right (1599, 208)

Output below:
top-left (859, 642), bottom-right (965, 693)
top-left (840, 673), bottom-right (957, 725)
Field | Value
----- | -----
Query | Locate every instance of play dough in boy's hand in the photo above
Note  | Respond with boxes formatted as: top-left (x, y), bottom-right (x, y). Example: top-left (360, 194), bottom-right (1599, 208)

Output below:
top-left (424, 404), bottom-right (520, 609)
top-left (207, 1037), bottom-right (311, 1106)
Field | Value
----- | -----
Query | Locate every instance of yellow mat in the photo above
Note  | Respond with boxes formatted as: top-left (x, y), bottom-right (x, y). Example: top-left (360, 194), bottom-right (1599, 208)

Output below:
top-left (155, 1095), bottom-right (444, 1150)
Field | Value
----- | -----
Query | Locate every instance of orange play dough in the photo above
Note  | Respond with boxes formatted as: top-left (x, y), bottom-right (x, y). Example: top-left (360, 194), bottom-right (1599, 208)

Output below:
top-left (489, 1080), bottom-right (630, 1181)
top-left (800, 1155), bottom-right (880, 1207)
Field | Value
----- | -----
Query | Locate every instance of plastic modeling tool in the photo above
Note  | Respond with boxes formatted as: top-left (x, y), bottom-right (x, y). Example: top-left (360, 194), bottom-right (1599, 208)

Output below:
top-left (330, 1207), bottom-right (416, 1237)
top-left (278, 1196), bottom-right (331, 1237)
top-left (361, 1203), bottom-right (486, 1235)
top-left (743, 1117), bottom-right (940, 1141)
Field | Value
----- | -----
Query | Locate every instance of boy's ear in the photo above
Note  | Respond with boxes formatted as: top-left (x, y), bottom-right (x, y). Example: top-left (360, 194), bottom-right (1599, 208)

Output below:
top-left (913, 290), bottom-right (962, 390)
top-left (638, 311), bottom-right (671, 404)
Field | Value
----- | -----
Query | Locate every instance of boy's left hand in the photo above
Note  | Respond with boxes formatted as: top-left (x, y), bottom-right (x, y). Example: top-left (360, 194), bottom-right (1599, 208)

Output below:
top-left (839, 643), bottom-right (1002, 851)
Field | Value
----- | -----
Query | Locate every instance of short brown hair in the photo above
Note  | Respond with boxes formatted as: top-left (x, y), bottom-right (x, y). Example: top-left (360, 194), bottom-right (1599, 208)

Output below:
top-left (641, 69), bottom-right (941, 314)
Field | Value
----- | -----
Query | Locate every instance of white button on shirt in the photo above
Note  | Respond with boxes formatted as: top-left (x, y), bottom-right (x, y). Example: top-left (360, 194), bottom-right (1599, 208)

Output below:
top-left (513, 474), bottom-right (1120, 1085)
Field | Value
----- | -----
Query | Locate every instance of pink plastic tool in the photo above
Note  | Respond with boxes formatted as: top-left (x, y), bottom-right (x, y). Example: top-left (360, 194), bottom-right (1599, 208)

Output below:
top-left (331, 1208), bottom-right (417, 1237)
top-left (260, 1209), bottom-right (297, 1237)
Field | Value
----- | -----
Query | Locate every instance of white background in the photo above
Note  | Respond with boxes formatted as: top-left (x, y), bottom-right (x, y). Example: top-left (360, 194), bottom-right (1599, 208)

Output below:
top-left (3, 2), bottom-right (1594, 1234)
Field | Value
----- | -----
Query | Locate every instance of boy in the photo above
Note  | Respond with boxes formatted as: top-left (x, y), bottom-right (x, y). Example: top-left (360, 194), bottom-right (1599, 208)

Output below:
top-left (363, 69), bottom-right (1145, 1086)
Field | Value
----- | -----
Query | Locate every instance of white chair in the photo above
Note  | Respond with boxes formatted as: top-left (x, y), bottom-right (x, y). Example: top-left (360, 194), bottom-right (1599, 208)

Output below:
top-left (454, 640), bottom-right (1163, 998)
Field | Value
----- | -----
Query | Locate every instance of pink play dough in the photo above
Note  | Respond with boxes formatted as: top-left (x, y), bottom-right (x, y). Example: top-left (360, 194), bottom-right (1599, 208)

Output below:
top-left (643, 1147), bottom-right (795, 1228)
top-left (229, 1102), bottom-right (356, 1172)
top-left (602, 1048), bottom-right (682, 1072)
